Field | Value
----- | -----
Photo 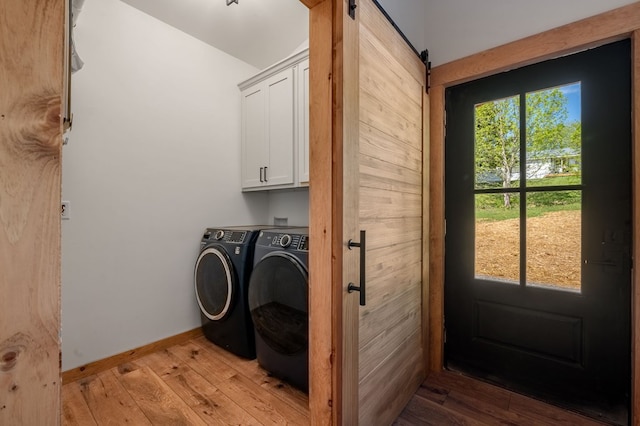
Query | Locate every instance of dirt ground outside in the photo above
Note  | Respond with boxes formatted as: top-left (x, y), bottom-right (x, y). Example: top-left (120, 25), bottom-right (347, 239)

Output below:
top-left (475, 210), bottom-right (581, 290)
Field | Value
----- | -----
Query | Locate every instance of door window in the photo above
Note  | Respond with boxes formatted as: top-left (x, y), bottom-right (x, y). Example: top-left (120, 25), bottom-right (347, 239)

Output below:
top-left (473, 82), bottom-right (583, 291)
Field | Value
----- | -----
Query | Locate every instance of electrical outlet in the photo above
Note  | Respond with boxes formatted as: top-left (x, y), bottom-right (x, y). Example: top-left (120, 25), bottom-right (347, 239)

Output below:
top-left (61, 201), bottom-right (70, 220)
top-left (274, 217), bottom-right (288, 227)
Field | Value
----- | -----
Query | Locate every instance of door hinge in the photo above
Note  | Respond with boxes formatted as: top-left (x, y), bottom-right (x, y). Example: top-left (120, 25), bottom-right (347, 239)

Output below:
top-left (348, 0), bottom-right (357, 19)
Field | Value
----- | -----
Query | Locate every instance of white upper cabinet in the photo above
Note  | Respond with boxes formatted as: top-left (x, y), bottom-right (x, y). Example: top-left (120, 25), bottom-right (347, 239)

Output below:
top-left (239, 49), bottom-right (309, 191)
top-left (297, 58), bottom-right (310, 186)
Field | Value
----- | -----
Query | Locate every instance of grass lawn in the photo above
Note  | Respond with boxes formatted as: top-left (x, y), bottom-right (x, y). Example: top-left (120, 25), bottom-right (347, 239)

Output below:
top-left (476, 175), bottom-right (581, 222)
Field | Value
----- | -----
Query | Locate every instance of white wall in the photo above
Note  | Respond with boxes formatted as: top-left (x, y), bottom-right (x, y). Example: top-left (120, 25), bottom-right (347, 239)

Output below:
top-left (378, 0), bottom-right (638, 67)
top-left (62, 0), bottom-right (268, 370)
top-left (267, 189), bottom-right (310, 227)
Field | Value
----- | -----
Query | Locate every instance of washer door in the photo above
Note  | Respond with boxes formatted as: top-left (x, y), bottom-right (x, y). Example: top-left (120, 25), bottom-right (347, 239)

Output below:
top-left (194, 245), bottom-right (236, 321)
top-left (248, 252), bottom-right (308, 355)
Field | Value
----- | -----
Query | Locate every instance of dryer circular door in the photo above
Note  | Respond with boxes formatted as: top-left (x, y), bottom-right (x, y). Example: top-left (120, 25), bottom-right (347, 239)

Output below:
top-left (194, 245), bottom-right (236, 321)
top-left (248, 252), bottom-right (308, 355)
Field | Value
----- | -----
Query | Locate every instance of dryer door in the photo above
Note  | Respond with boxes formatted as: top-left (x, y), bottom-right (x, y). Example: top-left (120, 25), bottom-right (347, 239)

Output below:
top-left (194, 245), bottom-right (236, 321)
top-left (248, 252), bottom-right (308, 355)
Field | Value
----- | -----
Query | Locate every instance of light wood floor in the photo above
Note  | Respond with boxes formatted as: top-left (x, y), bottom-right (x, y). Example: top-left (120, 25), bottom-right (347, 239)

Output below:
top-left (394, 370), bottom-right (611, 426)
top-left (61, 335), bottom-right (309, 425)
top-left (63, 336), bottom-right (612, 425)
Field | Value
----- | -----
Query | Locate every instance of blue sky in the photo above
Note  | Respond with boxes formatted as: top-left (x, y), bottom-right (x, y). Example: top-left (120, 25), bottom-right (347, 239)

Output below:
top-left (560, 82), bottom-right (581, 123)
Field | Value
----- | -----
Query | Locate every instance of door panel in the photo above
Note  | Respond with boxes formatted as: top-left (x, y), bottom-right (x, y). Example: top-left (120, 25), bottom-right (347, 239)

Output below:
top-left (445, 40), bottom-right (631, 423)
top-left (345, 0), bottom-right (428, 424)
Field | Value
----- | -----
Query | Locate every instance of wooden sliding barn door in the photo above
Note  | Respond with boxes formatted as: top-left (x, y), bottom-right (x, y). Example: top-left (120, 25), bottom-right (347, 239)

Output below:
top-left (341, 1), bottom-right (428, 424)
top-left (0, 0), bottom-right (64, 424)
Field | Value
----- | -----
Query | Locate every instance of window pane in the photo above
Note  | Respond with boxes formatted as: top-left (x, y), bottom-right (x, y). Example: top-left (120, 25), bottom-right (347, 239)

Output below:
top-left (526, 83), bottom-right (582, 187)
top-left (475, 193), bottom-right (519, 283)
top-left (475, 96), bottom-right (520, 191)
top-left (526, 190), bottom-right (581, 291)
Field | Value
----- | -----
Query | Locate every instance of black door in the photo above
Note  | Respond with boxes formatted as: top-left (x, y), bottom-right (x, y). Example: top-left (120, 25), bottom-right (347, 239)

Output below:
top-left (444, 40), bottom-right (631, 423)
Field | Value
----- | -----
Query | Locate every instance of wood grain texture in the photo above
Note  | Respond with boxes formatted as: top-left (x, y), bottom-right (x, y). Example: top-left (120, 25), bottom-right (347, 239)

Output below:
top-left (339, 0), bottom-right (360, 422)
top-left (395, 371), bottom-right (608, 426)
top-left (356, 0), bottom-right (426, 424)
top-left (114, 364), bottom-right (208, 426)
top-left (61, 381), bottom-right (97, 426)
top-left (169, 341), bottom-right (310, 425)
top-left (62, 335), bottom-right (310, 425)
top-left (430, 2), bottom-right (640, 87)
top-left (428, 84), bottom-right (445, 374)
top-left (306, 0), bottom-right (337, 425)
top-left (422, 90), bottom-right (431, 377)
top-left (633, 29), bottom-right (640, 426)
top-left (358, 0), bottom-right (424, 85)
top-left (359, 330), bottom-right (424, 426)
top-left (0, 1), bottom-right (64, 424)
top-left (360, 123), bottom-right (422, 173)
top-left (78, 370), bottom-right (152, 425)
top-left (62, 327), bottom-right (203, 384)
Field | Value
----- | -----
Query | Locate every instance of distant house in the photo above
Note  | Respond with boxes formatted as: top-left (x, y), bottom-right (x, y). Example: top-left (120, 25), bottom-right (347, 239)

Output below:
top-left (477, 147), bottom-right (580, 184)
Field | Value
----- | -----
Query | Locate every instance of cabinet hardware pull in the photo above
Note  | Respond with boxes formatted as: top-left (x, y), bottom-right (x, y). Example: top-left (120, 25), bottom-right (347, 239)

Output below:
top-left (264, 166), bottom-right (268, 182)
top-left (259, 167), bottom-right (264, 182)
top-left (347, 230), bottom-right (366, 306)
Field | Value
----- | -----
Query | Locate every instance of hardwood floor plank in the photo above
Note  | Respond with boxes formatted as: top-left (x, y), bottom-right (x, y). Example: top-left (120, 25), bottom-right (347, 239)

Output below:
top-left (443, 390), bottom-right (539, 426)
top-left (63, 333), bottom-right (609, 425)
top-left (413, 381), bottom-right (449, 405)
top-left (193, 336), bottom-right (309, 414)
top-left (79, 371), bottom-right (152, 425)
top-left (169, 341), bottom-right (309, 425)
top-left (137, 348), bottom-right (263, 425)
top-left (167, 368), bottom-right (264, 426)
top-left (428, 371), bottom-right (512, 410)
top-left (398, 394), bottom-right (485, 426)
top-left (61, 382), bottom-right (97, 426)
top-left (509, 392), bottom-right (608, 426)
top-left (113, 364), bottom-right (207, 426)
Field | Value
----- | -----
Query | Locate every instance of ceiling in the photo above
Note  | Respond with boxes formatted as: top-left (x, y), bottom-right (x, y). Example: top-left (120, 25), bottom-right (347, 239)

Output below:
top-left (119, 0), bottom-right (309, 70)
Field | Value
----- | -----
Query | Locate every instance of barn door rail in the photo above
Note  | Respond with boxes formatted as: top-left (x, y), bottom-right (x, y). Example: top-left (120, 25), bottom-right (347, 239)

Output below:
top-left (348, 230), bottom-right (366, 306)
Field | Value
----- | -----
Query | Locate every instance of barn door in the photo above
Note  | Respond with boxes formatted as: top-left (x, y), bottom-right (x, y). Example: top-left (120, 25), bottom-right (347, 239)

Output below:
top-left (341, 1), bottom-right (428, 424)
top-left (444, 40), bottom-right (631, 423)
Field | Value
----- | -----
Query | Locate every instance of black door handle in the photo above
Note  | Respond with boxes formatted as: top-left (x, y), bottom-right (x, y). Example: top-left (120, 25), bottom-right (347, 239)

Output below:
top-left (259, 167), bottom-right (264, 182)
top-left (348, 230), bottom-right (366, 306)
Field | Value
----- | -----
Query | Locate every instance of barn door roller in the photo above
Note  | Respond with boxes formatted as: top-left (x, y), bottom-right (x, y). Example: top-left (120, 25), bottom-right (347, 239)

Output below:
top-left (348, 0), bottom-right (357, 19)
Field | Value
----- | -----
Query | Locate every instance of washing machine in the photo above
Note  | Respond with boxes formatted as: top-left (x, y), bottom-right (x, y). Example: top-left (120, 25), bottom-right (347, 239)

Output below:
top-left (194, 226), bottom-right (273, 359)
top-left (248, 227), bottom-right (309, 391)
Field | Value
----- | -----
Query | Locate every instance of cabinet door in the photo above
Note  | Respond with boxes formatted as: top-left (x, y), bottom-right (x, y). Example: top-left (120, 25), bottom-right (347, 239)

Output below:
top-left (241, 85), bottom-right (267, 189)
top-left (297, 58), bottom-right (310, 185)
top-left (264, 67), bottom-right (294, 187)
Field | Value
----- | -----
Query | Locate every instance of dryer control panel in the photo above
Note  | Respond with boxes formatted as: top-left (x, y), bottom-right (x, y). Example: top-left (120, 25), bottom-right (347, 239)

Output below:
top-left (258, 229), bottom-right (309, 252)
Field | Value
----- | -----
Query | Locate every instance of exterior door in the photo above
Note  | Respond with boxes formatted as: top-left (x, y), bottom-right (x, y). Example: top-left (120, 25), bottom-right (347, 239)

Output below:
top-left (341, 0), bottom-right (428, 424)
top-left (444, 40), bottom-right (631, 423)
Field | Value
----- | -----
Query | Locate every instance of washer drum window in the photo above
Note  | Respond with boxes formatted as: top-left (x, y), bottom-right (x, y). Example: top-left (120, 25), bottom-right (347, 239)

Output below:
top-left (249, 252), bottom-right (308, 355)
top-left (194, 246), bottom-right (236, 321)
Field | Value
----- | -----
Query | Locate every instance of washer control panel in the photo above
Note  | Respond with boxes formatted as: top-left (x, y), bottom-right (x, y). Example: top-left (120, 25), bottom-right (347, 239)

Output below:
top-left (202, 229), bottom-right (247, 244)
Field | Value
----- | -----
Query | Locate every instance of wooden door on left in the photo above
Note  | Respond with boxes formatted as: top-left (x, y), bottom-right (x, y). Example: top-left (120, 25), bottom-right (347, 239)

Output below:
top-left (0, 1), bottom-right (64, 424)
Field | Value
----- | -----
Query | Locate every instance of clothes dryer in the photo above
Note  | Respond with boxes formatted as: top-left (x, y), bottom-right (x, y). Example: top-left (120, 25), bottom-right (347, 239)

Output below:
top-left (194, 226), bottom-right (272, 359)
top-left (248, 227), bottom-right (309, 391)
